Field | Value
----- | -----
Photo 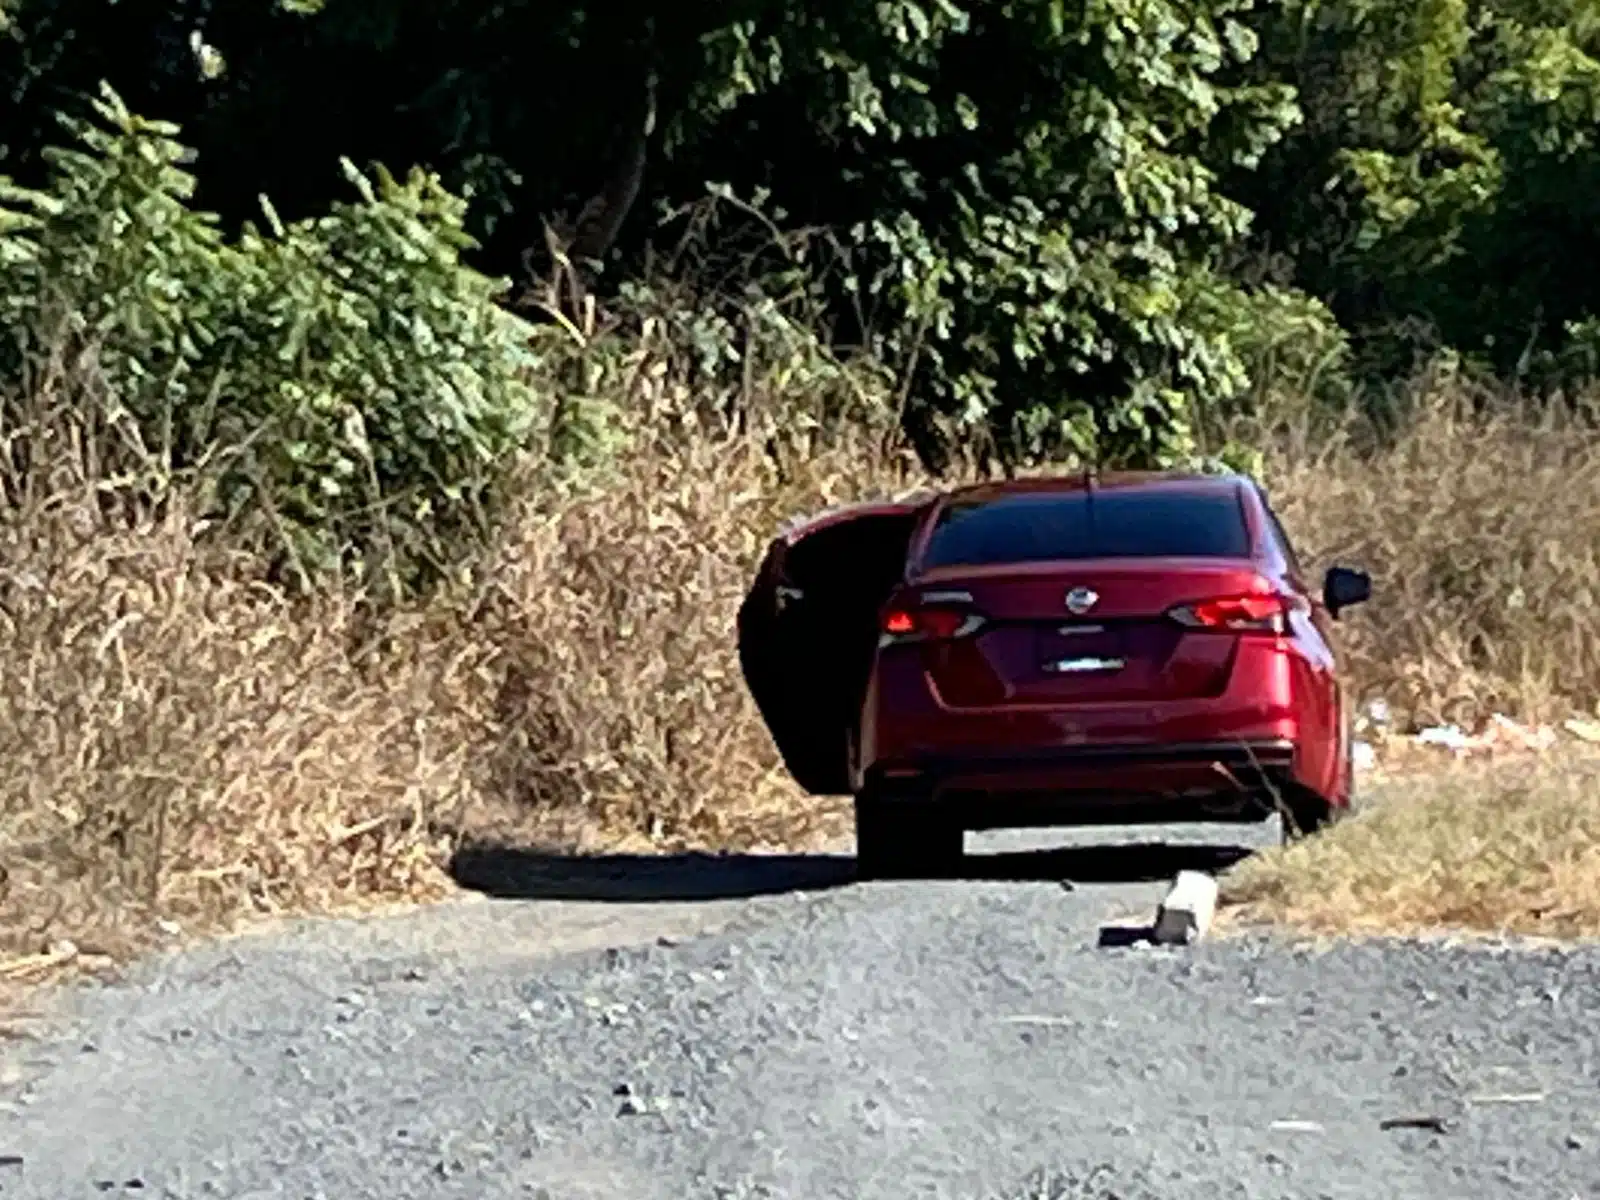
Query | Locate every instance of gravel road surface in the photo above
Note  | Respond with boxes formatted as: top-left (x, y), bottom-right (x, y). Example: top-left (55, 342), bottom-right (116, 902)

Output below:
top-left (4, 822), bottom-right (1600, 1200)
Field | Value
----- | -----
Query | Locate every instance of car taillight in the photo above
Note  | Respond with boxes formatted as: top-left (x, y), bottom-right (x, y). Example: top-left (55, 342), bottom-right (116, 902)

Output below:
top-left (879, 605), bottom-right (985, 646)
top-left (1168, 593), bottom-right (1289, 634)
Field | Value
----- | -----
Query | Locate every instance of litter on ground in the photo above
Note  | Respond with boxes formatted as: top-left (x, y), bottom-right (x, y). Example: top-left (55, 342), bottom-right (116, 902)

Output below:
top-left (1357, 705), bottom-right (1600, 772)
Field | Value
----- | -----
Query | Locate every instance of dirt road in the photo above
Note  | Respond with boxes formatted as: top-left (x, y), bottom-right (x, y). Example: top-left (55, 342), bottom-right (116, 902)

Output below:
top-left (3, 822), bottom-right (1599, 1199)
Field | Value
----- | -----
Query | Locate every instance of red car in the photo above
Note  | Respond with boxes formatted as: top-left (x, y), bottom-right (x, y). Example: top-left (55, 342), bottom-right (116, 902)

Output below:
top-left (738, 471), bottom-right (1371, 878)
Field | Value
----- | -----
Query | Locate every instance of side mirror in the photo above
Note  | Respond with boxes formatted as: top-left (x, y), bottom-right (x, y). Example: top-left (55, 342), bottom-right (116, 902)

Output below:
top-left (1322, 565), bottom-right (1371, 619)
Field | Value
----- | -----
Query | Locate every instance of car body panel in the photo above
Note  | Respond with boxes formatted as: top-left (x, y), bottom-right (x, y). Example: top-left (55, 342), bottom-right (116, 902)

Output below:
top-left (900, 560), bottom-right (1273, 709)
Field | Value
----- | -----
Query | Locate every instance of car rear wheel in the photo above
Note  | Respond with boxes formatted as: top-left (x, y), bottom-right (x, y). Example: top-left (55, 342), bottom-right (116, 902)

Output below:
top-left (1281, 785), bottom-right (1335, 840)
top-left (1289, 735), bottom-right (1358, 839)
top-left (854, 790), bottom-right (963, 879)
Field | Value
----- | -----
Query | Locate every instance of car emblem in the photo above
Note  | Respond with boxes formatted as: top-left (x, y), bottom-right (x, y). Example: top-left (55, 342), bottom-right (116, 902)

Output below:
top-left (1064, 586), bottom-right (1098, 615)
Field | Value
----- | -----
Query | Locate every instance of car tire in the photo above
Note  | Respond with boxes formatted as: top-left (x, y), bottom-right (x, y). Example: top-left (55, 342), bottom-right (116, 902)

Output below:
top-left (1282, 785), bottom-right (1335, 840)
top-left (854, 791), bottom-right (962, 880)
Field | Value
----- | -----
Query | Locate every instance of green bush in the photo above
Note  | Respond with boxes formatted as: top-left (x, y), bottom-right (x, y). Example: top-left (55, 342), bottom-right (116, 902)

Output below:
top-left (0, 0), bottom-right (1326, 471)
top-left (1, 86), bottom-right (545, 593)
top-left (7, 0), bottom-right (1600, 492)
top-left (1183, 272), bottom-right (1353, 434)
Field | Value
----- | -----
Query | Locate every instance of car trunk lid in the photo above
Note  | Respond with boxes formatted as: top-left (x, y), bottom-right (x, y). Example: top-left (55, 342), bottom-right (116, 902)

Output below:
top-left (893, 560), bottom-right (1276, 708)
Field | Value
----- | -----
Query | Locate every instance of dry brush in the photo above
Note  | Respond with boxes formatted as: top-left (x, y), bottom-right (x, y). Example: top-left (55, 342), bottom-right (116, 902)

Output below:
top-left (3, 376), bottom-right (1600, 967)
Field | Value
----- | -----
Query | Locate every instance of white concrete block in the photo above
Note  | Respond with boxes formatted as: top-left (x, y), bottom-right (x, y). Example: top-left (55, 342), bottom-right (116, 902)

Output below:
top-left (1152, 870), bottom-right (1219, 946)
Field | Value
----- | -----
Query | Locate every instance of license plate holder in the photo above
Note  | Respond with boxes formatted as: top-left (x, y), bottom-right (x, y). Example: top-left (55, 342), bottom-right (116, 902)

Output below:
top-left (1036, 624), bottom-right (1126, 675)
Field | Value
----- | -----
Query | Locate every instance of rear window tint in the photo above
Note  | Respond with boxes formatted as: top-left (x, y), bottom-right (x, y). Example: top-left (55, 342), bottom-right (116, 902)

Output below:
top-left (921, 489), bottom-right (1251, 568)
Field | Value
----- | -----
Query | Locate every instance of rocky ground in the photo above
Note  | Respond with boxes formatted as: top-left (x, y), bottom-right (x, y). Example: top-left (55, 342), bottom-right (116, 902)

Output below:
top-left (3, 823), bottom-right (1598, 1200)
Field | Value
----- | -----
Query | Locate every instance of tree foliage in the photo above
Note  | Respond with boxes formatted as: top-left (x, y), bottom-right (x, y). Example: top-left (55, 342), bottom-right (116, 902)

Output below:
top-left (0, 0), bottom-right (1316, 469)
top-left (1230, 0), bottom-right (1600, 386)
top-left (2, 86), bottom-right (545, 591)
top-left (4, 0), bottom-right (1600, 497)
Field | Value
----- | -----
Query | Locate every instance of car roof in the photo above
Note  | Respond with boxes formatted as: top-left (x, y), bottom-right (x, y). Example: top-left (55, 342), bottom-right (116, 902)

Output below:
top-left (937, 470), bottom-right (1249, 506)
top-left (772, 473), bottom-right (1254, 547)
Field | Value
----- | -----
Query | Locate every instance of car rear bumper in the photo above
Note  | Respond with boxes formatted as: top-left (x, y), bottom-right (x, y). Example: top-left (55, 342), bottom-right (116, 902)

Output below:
top-left (866, 738), bottom-right (1297, 827)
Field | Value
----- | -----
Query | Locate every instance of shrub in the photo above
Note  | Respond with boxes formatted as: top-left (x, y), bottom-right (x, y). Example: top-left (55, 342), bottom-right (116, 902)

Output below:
top-left (1265, 382), bottom-right (1600, 728)
top-left (1, 85), bottom-right (545, 593)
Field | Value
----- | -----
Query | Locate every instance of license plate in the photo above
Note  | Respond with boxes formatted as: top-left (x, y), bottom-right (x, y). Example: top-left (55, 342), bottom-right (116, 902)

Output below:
top-left (1036, 623), bottom-right (1123, 675)
top-left (1043, 655), bottom-right (1126, 674)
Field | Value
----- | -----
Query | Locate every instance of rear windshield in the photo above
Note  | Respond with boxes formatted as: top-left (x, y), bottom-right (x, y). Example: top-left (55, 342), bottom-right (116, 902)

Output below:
top-left (920, 488), bottom-right (1251, 569)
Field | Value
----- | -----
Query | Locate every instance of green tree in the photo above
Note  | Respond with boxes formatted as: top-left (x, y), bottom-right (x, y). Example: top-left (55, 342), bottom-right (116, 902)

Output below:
top-left (652, 0), bottom-right (1313, 466)
top-left (4, 0), bottom-right (1330, 465)
top-left (1230, 0), bottom-right (1600, 387)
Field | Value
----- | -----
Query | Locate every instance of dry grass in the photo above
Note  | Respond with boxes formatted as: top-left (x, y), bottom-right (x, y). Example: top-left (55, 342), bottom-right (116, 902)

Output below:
top-left (1227, 386), bottom-right (1600, 938)
top-left (1266, 387), bottom-right (1600, 729)
top-left (3, 370), bottom-right (1600, 979)
top-left (0, 461), bottom-right (468, 967)
top-left (0, 403), bottom-right (916, 974)
top-left (1221, 753), bottom-right (1600, 938)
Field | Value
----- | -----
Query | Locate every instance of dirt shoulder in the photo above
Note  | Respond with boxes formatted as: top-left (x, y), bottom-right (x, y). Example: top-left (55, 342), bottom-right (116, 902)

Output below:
top-left (1223, 748), bottom-right (1600, 938)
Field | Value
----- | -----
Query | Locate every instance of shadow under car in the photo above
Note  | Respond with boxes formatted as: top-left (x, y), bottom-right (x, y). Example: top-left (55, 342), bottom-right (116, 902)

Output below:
top-left (447, 840), bottom-right (1257, 903)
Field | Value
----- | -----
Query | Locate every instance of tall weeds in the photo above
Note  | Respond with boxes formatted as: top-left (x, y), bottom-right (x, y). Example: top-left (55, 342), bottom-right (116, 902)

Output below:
top-left (4, 343), bottom-right (1600, 963)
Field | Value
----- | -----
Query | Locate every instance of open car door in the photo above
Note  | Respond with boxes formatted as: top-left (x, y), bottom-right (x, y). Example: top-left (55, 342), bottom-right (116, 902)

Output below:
top-left (737, 499), bottom-right (928, 795)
